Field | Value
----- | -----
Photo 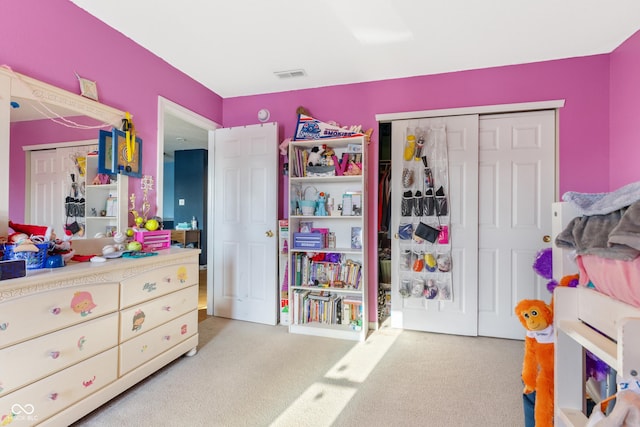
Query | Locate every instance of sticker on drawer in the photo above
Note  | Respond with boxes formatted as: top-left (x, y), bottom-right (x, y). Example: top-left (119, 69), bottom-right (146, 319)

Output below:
top-left (120, 263), bottom-right (199, 308)
top-left (70, 290), bottom-right (98, 317)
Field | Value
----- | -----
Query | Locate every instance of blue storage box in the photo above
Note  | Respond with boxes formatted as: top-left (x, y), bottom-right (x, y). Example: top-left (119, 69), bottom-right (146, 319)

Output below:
top-left (293, 232), bottom-right (324, 249)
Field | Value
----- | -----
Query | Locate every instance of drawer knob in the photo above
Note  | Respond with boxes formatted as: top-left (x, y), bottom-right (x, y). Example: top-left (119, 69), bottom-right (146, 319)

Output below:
top-left (50, 307), bottom-right (61, 315)
top-left (0, 322), bottom-right (8, 331)
top-left (163, 335), bottom-right (171, 341)
top-left (49, 393), bottom-right (58, 401)
top-left (162, 306), bottom-right (171, 311)
top-left (49, 351), bottom-right (60, 359)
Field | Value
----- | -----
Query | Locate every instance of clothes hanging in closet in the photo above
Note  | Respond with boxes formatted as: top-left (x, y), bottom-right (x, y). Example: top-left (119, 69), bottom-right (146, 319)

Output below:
top-left (379, 163), bottom-right (391, 232)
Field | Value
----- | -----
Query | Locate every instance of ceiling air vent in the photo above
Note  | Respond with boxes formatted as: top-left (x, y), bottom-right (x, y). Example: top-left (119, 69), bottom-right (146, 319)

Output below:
top-left (274, 69), bottom-right (307, 79)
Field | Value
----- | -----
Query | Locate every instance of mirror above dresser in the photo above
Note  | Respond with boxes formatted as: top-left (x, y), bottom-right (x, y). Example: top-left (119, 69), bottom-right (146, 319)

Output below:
top-left (0, 66), bottom-right (126, 238)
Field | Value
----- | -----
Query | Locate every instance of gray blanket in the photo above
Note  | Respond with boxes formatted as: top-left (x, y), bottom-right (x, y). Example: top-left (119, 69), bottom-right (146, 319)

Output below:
top-left (562, 181), bottom-right (640, 216)
top-left (555, 200), bottom-right (640, 261)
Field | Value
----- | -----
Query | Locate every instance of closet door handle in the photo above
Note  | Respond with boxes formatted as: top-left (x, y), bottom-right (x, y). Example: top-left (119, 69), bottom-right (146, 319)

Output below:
top-left (543, 235), bottom-right (551, 243)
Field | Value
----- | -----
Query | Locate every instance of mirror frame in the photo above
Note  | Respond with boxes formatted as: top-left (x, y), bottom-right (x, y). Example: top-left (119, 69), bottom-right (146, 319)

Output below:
top-left (0, 67), bottom-right (126, 237)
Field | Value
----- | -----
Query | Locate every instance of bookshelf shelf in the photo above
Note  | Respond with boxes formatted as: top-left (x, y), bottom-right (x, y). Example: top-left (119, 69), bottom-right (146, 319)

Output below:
top-left (291, 285), bottom-right (364, 292)
top-left (288, 135), bottom-right (367, 341)
top-left (290, 247), bottom-right (362, 255)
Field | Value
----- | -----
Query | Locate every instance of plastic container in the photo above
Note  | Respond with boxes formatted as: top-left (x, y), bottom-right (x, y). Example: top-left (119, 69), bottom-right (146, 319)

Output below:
top-left (298, 200), bottom-right (316, 216)
top-left (3, 242), bottom-right (49, 269)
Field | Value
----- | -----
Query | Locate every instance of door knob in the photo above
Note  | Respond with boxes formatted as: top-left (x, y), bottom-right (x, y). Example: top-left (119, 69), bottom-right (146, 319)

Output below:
top-left (543, 235), bottom-right (551, 243)
top-left (394, 233), bottom-right (399, 239)
top-left (265, 230), bottom-right (274, 238)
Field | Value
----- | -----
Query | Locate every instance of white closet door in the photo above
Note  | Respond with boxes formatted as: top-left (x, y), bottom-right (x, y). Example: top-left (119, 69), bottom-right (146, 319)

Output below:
top-left (29, 149), bottom-right (58, 230)
top-left (391, 114), bottom-right (479, 336)
top-left (477, 110), bottom-right (556, 339)
top-left (388, 110), bottom-right (555, 338)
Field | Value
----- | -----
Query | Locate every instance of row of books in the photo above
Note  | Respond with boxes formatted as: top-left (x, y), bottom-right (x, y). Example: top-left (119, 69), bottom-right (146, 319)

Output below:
top-left (293, 253), bottom-right (362, 289)
top-left (292, 290), bottom-right (363, 328)
top-left (291, 147), bottom-right (309, 178)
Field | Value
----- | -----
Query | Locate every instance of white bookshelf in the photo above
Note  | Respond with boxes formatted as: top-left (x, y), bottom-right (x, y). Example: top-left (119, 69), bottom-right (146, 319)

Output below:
top-left (288, 136), bottom-right (367, 341)
top-left (84, 154), bottom-right (129, 238)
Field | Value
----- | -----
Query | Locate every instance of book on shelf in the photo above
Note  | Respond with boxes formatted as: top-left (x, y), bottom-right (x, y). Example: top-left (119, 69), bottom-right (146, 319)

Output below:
top-left (351, 226), bottom-right (362, 249)
top-left (295, 254), bottom-right (302, 287)
top-left (307, 291), bottom-right (331, 301)
top-left (341, 294), bottom-right (363, 328)
top-left (293, 289), bottom-right (347, 325)
top-left (342, 301), bottom-right (351, 325)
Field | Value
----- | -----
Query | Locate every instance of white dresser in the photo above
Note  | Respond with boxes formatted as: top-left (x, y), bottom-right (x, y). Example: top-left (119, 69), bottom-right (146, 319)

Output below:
top-left (0, 248), bottom-right (199, 426)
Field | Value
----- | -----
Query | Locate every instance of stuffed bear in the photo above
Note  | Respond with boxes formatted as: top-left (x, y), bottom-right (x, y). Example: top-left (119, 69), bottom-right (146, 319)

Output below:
top-left (515, 299), bottom-right (554, 427)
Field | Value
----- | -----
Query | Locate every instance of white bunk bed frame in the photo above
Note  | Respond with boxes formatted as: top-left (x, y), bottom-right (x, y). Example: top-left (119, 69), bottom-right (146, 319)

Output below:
top-left (554, 286), bottom-right (640, 426)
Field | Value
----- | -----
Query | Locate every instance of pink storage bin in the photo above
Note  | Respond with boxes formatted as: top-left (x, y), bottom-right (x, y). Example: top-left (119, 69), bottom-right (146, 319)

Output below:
top-left (134, 230), bottom-right (171, 251)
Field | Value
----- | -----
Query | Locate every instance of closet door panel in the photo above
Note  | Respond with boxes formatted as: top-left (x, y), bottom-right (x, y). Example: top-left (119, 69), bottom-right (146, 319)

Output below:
top-left (390, 114), bottom-right (479, 336)
top-left (477, 111), bottom-right (555, 339)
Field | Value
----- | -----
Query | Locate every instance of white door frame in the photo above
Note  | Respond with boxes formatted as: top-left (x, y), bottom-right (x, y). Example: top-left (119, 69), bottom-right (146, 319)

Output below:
top-left (156, 97), bottom-right (219, 315)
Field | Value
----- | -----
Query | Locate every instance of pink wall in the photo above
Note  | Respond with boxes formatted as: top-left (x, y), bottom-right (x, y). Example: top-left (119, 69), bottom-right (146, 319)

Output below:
top-left (224, 55), bottom-right (611, 204)
top-left (223, 56), bottom-right (611, 321)
top-left (2, 0), bottom-right (223, 222)
top-left (610, 29), bottom-right (640, 189)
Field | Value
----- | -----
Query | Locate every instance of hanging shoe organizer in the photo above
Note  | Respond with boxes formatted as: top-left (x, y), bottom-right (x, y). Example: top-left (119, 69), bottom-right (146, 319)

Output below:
top-left (397, 126), bottom-right (453, 302)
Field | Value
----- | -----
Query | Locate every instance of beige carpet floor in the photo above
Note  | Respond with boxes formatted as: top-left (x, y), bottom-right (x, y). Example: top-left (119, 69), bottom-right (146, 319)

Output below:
top-left (72, 316), bottom-right (525, 427)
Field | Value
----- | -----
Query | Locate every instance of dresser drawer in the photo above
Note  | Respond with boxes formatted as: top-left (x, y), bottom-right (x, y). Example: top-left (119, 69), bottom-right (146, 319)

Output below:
top-left (0, 312), bottom-right (118, 398)
top-left (120, 285), bottom-right (197, 342)
top-left (0, 282), bottom-right (119, 349)
top-left (120, 263), bottom-right (198, 308)
top-left (0, 347), bottom-right (117, 426)
top-left (119, 310), bottom-right (197, 375)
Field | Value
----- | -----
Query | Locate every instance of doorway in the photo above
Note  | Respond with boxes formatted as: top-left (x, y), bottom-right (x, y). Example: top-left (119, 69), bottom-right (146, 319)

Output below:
top-left (156, 97), bottom-right (219, 317)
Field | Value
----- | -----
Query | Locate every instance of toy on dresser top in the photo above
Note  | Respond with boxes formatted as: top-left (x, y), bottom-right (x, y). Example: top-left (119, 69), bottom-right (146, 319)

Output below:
top-left (4, 220), bottom-right (75, 265)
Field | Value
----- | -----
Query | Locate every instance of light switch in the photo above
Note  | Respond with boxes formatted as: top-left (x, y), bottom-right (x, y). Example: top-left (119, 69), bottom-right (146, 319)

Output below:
top-left (179, 199), bottom-right (185, 206)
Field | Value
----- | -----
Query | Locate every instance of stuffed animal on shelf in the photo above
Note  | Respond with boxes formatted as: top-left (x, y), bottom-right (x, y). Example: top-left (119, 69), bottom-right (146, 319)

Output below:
top-left (307, 146), bottom-right (325, 166)
top-left (279, 137), bottom-right (292, 156)
top-left (515, 299), bottom-right (554, 427)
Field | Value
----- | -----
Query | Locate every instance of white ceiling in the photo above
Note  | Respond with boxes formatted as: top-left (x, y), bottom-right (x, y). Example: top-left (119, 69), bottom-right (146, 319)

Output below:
top-left (163, 112), bottom-right (209, 157)
top-left (70, 0), bottom-right (640, 98)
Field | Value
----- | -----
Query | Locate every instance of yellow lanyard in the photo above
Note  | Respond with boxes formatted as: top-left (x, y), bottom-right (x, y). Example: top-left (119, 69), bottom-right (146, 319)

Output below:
top-left (124, 112), bottom-right (135, 162)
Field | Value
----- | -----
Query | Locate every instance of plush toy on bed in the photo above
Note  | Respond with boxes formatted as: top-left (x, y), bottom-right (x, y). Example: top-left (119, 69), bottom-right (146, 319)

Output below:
top-left (515, 299), bottom-right (554, 427)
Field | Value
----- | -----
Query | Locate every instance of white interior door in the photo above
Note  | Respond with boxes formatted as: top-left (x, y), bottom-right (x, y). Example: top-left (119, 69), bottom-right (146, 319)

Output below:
top-left (391, 115), bottom-right (479, 336)
top-left (477, 110), bottom-right (556, 339)
top-left (212, 122), bottom-right (279, 325)
top-left (29, 149), bottom-right (58, 229)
